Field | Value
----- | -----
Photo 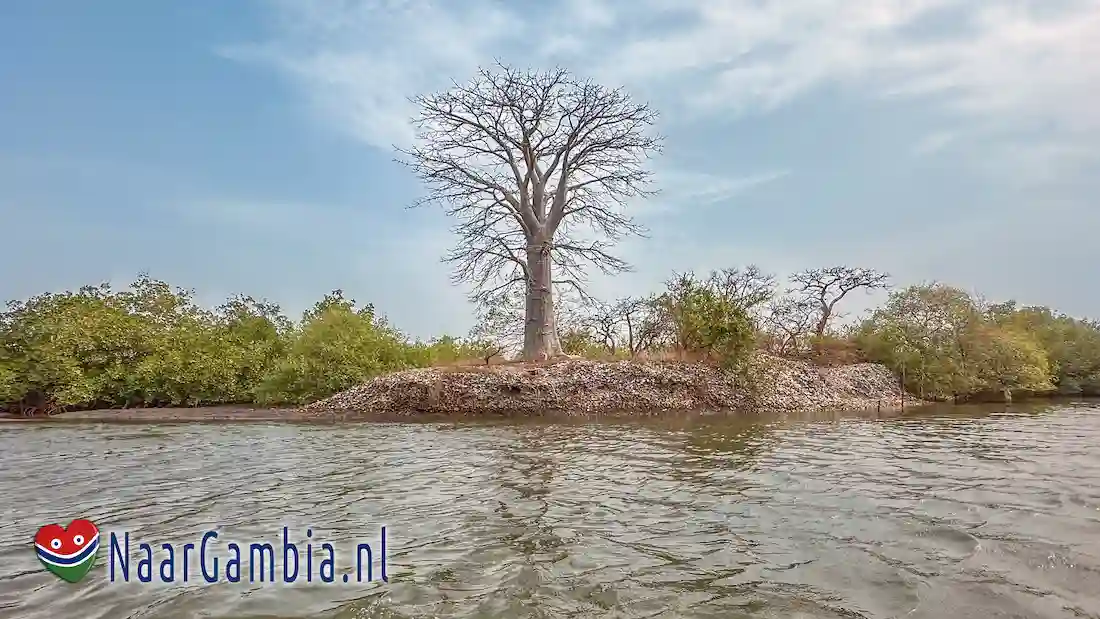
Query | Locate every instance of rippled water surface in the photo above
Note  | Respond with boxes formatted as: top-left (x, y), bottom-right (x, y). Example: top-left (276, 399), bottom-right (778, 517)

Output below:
top-left (2, 402), bottom-right (1100, 618)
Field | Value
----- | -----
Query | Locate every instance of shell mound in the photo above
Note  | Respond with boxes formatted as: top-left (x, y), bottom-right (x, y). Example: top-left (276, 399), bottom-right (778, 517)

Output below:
top-left (298, 354), bottom-right (912, 419)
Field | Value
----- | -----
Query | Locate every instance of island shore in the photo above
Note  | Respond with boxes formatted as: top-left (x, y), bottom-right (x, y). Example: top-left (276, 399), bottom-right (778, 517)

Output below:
top-left (0, 355), bottom-right (924, 423)
top-left (298, 355), bottom-right (918, 419)
top-left (0, 406), bottom-right (306, 423)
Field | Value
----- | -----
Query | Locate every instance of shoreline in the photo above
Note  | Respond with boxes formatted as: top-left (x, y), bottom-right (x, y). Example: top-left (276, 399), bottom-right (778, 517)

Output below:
top-left (0, 401), bottom-right (923, 424)
top-left (3, 356), bottom-right (929, 423)
top-left (3, 396), bottom-right (1093, 425)
top-left (294, 356), bottom-right (925, 419)
top-left (0, 406), bottom-right (311, 423)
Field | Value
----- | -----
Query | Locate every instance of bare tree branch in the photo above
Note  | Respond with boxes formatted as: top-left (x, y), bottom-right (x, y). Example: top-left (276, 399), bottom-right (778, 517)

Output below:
top-left (761, 295), bottom-right (819, 356)
top-left (617, 296), bottom-right (663, 356)
top-left (707, 265), bottom-right (777, 316)
top-left (789, 266), bottom-right (890, 337)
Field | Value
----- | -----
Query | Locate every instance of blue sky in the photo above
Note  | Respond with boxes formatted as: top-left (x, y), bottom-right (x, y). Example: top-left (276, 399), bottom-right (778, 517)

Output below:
top-left (3, 0), bottom-right (1098, 338)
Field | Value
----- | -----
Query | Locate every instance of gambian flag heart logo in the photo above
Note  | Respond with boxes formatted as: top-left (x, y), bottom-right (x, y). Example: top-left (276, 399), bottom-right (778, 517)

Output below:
top-left (34, 519), bottom-right (100, 583)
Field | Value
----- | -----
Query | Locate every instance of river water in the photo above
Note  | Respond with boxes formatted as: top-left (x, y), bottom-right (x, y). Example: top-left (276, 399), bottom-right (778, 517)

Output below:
top-left (1, 402), bottom-right (1099, 618)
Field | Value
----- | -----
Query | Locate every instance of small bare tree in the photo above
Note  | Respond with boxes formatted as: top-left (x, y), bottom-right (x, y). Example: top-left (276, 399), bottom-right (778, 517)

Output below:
top-left (617, 296), bottom-right (662, 357)
top-left (707, 265), bottom-right (777, 316)
top-left (467, 288), bottom-right (526, 357)
top-left (579, 296), bottom-right (662, 357)
top-left (402, 65), bottom-right (661, 361)
top-left (583, 300), bottom-right (623, 355)
top-left (761, 295), bottom-right (819, 356)
top-left (790, 267), bottom-right (890, 338)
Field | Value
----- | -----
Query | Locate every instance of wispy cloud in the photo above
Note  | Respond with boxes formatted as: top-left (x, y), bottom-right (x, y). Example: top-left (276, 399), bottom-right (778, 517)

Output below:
top-left (221, 0), bottom-right (523, 149)
top-left (595, 0), bottom-right (1100, 130)
top-left (656, 169), bottom-right (790, 208)
top-left (228, 0), bottom-right (1100, 175)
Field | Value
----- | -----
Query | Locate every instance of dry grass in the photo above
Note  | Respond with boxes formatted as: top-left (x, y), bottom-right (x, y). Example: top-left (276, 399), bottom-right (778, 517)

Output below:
top-left (430, 355), bottom-right (566, 372)
top-left (632, 349), bottom-right (716, 363)
top-left (427, 352), bottom-right (510, 367)
top-left (425, 339), bottom-right (869, 374)
top-left (427, 348), bottom-right (723, 372)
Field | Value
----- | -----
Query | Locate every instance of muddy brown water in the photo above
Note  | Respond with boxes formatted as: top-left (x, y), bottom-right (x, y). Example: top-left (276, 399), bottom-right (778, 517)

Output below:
top-left (1, 401), bottom-right (1098, 618)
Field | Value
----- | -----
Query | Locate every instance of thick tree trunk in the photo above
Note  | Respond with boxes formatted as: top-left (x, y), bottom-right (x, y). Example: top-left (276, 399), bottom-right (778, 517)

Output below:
top-left (523, 244), bottom-right (562, 360)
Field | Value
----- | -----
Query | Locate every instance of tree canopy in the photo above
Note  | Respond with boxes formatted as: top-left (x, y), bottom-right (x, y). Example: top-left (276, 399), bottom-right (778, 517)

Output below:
top-left (0, 277), bottom-right (493, 413)
top-left (402, 65), bottom-right (661, 360)
top-left (855, 283), bottom-right (1098, 400)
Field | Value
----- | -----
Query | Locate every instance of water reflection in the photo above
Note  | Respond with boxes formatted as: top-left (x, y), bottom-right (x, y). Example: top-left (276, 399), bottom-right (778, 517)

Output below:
top-left (1, 403), bottom-right (1098, 618)
top-left (678, 416), bottom-right (778, 463)
top-left (486, 426), bottom-right (566, 616)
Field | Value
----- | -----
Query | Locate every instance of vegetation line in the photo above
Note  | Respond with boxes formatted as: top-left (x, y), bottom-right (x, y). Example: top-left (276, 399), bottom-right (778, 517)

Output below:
top-left (1, 268), bottom-right (1097, 417)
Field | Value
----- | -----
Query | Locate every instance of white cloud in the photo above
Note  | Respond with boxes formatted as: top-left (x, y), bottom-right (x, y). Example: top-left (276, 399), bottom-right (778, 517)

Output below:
top-left (599, 0), bottom-right (1100, 167)
top-left (230, 0), bottom-right (1100, 168)
top-left (222, 0), bottom-right (523, 149)
top-left (654, 169), bottom-right (790, 209)
top-left (221, 0), bottom-right (1100, 322)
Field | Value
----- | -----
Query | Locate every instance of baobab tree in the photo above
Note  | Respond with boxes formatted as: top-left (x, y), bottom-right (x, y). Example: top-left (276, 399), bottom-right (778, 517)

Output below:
top-left (401, 65), bottom-right (661, 360)
top-left (790, 266), bottom-right (891, 338)
top-left (466, 285), bottom-right (586, 357)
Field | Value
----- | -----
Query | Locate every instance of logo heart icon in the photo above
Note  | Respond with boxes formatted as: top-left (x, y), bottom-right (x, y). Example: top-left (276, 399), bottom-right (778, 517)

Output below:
top-left (34, 519), bottom-right (100, 583)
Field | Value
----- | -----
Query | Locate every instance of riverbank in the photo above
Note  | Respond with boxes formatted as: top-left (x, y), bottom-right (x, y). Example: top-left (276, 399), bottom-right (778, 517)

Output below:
top-left (0, 406), bottom-right (305, 423)
top-left (297, 354), bottom-right (917, 419)
top-left (0, 355), bottom-right (921, 422)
